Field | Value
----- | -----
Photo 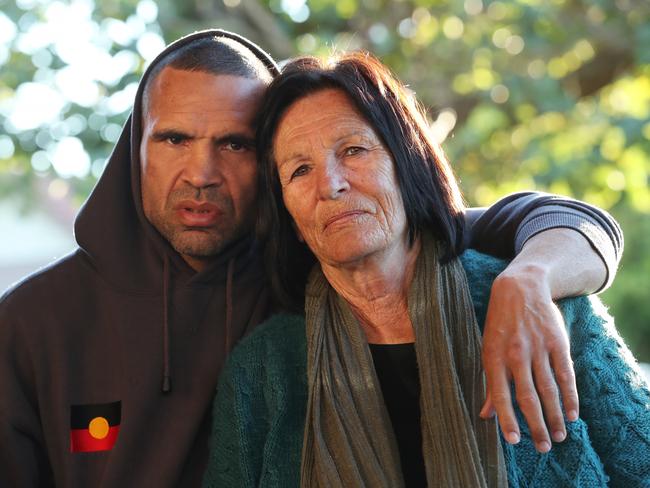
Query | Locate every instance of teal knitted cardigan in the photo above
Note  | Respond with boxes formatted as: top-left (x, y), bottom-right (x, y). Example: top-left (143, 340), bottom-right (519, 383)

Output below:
top-left (204, 251), bottom-right (650, 487)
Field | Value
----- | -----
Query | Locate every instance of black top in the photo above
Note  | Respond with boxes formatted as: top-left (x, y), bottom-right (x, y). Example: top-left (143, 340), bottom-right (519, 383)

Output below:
top-left (369, 342), bottom-right (426, 488)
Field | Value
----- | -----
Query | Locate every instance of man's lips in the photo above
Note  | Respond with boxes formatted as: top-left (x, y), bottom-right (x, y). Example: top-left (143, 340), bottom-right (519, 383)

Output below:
top-left (323, 210), bottom-right (367, 230)
top-left (174, 201), bottom-right (222, 227)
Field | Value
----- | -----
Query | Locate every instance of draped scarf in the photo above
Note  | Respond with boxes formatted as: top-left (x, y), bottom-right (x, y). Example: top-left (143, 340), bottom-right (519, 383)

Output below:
top-left (300, 233), bottom-right (508, 487)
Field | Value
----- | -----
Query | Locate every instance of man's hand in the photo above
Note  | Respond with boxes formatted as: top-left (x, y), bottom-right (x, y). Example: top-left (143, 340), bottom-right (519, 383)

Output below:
top-left (480, 266), bottom-right (577, 452)
top-left (479, 228), bottom-right (607, 452)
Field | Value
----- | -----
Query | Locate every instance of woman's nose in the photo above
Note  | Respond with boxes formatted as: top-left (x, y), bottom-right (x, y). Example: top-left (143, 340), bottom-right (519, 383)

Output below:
top-left (316, 155), bottom-right (350, 200)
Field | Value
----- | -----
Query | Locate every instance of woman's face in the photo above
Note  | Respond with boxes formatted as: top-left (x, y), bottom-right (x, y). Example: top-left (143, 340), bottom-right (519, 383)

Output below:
top-left (273, 89), bottom-right (409, 267)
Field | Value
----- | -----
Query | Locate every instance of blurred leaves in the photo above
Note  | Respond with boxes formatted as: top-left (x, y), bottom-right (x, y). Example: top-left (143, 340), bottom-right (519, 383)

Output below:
top-left (0, 0), bottom-right (648, 359)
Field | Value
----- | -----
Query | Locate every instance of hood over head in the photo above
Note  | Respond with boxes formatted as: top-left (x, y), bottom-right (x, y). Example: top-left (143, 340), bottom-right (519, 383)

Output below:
top-left (74, 29), bottom-right (280, 291)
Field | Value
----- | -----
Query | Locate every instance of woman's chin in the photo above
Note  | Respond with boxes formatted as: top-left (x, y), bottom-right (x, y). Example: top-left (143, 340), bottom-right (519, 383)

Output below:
top-left (315, 242), bottom-right (389, 268)
top-left (311, 227), bottom-right (407, 268)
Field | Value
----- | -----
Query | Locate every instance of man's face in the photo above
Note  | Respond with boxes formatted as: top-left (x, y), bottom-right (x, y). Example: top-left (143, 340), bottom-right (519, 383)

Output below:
top-left (140, 67), bottom-right (266, 271)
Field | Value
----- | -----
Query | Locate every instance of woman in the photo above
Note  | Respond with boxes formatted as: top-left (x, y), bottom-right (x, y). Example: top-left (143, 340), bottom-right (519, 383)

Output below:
top-left (204, 53), bottom-right (650, 487)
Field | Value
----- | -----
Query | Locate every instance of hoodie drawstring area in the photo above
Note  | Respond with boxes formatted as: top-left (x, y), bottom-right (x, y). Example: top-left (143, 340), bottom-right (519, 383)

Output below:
top-left (225, 257), bottom-right (235, 357)
top-left (161, 255), bottom-right (235, 394)
top-left (162, 255), bottom-right (172, 393)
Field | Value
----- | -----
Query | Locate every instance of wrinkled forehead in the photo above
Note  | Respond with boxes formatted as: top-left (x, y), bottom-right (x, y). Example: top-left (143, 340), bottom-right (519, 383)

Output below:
top-left (273, 88), bottom-right (381, 152)
top-left (142, 68), bottom-right (267, 131)
top-left (144, 72), bottom-right (270, 117)
top-left (141, 36), bottom-right (274, 116)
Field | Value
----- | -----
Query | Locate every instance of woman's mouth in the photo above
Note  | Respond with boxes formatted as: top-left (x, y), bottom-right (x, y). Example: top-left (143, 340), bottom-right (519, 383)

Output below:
top-left (324, 210), bottom-right (366, 230)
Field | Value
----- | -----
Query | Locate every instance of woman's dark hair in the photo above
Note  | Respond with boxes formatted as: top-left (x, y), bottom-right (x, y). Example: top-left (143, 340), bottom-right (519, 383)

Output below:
top-left (256, 52), bottom-right (466, 311)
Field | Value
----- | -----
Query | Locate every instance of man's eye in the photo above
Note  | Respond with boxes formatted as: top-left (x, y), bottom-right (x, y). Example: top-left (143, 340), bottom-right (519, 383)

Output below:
top-left (226, 142), bottom-right (246, 152)
top-left (290, 164), bottom-right (310, 180)
top-left (167, 135), bottom-right (185, 145)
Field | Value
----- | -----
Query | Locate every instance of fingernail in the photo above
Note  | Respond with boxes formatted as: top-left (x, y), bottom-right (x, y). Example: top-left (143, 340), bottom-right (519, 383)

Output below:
top-left (567, 410), bottom-right (578, 421)
top-left (552, 431), bottom-right (566, 442)
top-left (536, 441), bottom-right (551, 453)
top-left (507, 432), bottom-right (520, 444)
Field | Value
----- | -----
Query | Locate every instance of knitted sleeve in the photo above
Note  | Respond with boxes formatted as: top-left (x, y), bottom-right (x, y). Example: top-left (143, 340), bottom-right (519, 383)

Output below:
top-left (203, 315), bottom-right (308, 488)
top-left (560, 295), bottom-right (650, 487)
top-left (462, 251), bottom-right (649, 486)
top-left (203, 337), bottom-right (267, 488)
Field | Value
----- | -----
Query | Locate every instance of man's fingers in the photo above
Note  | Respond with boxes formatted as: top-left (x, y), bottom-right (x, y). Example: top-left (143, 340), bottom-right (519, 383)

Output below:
top-left (532, 356), bottom-right (566, 443)
top-left (512, 366), bottom-right (551, 453)
top-left (550, 349), bottom-right (579, 421)
top-left (480, 393), bottom-right (495, 419)
top-left (485, 369), bottom-right (520, 444)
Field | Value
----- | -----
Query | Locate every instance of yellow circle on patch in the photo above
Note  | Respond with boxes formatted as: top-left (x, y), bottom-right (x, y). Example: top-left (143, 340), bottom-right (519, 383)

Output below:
top-left (88, 417), bottom-right (110, 439)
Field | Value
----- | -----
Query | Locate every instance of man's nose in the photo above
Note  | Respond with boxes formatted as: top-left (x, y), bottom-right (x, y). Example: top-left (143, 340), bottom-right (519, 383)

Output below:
top-left (183, 142), bottom-right (223, 188)
top-left (316, 154), bottom-right (350, 200)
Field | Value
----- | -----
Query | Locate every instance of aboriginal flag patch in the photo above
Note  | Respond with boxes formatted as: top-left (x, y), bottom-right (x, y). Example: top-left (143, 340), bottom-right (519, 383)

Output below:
top-left (70, 401), bottom-right (121, 453)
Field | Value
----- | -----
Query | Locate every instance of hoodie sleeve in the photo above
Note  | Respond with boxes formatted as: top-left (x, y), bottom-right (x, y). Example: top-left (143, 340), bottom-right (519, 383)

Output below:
top-left (0, 295), bottom-right (55, 487)
top-left (463, 191), bottom-right (623, 292)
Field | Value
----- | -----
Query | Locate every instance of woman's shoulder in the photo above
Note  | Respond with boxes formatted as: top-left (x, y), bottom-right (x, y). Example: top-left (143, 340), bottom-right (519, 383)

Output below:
top-left (459, 249), bottom-right (508, 285)
top-left (459, 250), bottom-right (508, 325)
top-left (227, 313), bottom-right (307, 370)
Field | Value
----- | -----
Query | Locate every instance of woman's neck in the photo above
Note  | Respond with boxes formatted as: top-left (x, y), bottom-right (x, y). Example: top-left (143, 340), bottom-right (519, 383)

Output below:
top-left (321, 237), bottom-right (421, 344)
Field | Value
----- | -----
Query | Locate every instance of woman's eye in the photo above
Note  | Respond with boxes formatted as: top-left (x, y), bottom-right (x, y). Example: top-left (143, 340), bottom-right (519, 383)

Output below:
top-left (290, 165), bottom-right (310, 180)
top-left (344, 146), bottom-right (364, 156)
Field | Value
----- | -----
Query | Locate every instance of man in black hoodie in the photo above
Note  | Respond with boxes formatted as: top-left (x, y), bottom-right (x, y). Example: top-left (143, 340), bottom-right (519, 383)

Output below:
top-left (0, 30), bottom-right (624, 487)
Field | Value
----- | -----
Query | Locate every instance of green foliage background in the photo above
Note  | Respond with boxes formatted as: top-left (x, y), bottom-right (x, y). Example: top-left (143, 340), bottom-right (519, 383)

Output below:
top-left (1, 0), bottom-right (648, 359)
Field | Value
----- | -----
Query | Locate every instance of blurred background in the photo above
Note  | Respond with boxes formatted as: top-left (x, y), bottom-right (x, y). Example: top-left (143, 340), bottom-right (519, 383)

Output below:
top-left (0, 0), bottom-right (648, 366)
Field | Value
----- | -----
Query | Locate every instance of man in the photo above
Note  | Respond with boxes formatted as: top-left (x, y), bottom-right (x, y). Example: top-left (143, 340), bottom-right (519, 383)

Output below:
top-left (0, 30), bottom-right (622, 486)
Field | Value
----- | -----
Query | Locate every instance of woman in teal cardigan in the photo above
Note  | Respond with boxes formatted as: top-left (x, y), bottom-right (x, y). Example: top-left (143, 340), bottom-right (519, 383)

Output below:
top-left (204, 53), bottom-right (650, 487)
top-left (205, 252), bottom-right (650, 487)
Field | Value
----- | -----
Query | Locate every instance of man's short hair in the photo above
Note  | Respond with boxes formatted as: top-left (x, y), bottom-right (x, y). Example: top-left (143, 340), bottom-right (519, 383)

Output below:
top-left (142, 35), bottom-right (275, 112)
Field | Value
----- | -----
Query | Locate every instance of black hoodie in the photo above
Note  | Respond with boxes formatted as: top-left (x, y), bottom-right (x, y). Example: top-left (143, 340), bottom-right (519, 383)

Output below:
top-left (0, 30), bottom-right (277, 487)
top-left (0, 29), bottom-right (623, 488)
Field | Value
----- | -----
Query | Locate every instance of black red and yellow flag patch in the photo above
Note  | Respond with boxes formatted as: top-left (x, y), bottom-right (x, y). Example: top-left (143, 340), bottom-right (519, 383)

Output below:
top-left (70, 401), bottom-right (121, 453)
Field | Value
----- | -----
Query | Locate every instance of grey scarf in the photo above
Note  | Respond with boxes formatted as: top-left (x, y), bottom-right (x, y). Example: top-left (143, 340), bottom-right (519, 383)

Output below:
top-left (300, 234), bottom-right (507, 487)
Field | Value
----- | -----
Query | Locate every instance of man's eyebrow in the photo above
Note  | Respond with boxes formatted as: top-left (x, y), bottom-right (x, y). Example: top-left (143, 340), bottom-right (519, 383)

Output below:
top-left (149, 130), bottom-right (255, 147)
top-left (150, 129), bottom-right (192, 141)
top-left (212, 133), bottom-right (256, 147)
